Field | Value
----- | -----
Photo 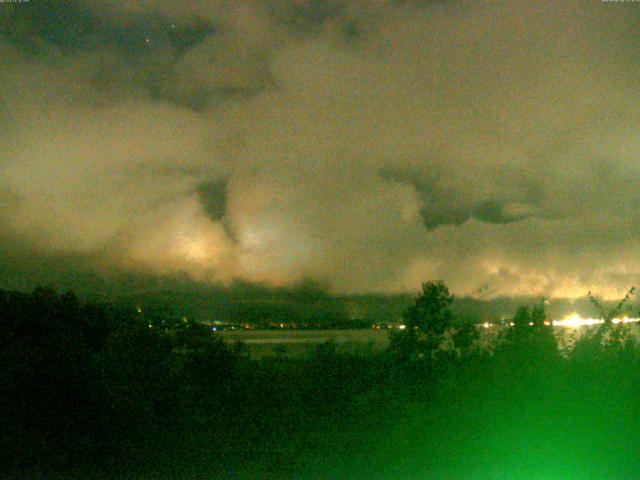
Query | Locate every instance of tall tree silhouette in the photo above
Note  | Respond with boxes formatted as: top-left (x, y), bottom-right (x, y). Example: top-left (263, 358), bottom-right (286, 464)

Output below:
top-left (390, 280), bottom-right (454, 361)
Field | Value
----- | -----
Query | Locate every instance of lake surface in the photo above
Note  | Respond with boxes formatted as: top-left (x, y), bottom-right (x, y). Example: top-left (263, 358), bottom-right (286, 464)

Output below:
top-left (217, 324), bottom-right (640, 357)
top-left (217, 328), bottom-right (388, 357)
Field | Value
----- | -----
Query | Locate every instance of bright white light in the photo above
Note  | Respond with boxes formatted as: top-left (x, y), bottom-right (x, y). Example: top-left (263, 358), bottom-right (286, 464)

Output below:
top-left (552, 312), bottom-right (640, 328)
top-left (613, 316), bottom-right (638, 324)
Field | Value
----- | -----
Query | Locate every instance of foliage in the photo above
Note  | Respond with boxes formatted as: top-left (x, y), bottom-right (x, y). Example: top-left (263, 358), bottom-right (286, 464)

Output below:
top-left (389, 280), bottom-right (456, 361)
top-left (496, 300), bottom-right (559, 368)
top-left (572, 287), bottom-right (637, 358)
top-left (588, 286), bottom-right (636, 324)
top-left (3, 284), bottom-right (640, 479)
top-left (389, 280), bottom-right (481, 362)
top-left (403, 280), bottom-right (454, 336)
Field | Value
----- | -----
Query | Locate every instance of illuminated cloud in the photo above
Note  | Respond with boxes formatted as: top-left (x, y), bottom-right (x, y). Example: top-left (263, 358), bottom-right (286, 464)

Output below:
top-left (1, 0), bottom-right (639, 298)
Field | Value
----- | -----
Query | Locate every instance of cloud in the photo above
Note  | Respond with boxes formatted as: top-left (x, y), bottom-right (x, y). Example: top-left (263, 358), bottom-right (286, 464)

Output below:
top-left (197, 179), bottom-right (228, 223)
top-left (1, 0), bottom-right (640, 299)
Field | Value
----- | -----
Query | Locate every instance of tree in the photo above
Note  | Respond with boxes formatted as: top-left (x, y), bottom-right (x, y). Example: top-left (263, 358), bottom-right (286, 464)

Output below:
top-left (404, 280), bottom-right (454, 336)
top-left (588, 287), bottom-right (636, 327)
top-left (575, 287), bottom-right (637, 355)
top-left (499, 300), bottom-right (558, 367)
top-left (390, 280), bottom-right (454, 361)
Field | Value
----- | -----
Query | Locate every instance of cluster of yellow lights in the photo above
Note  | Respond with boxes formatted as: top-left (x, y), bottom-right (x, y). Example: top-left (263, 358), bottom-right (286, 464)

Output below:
top-left (552, 313), bottom-right (640, 328)
top-left (479, 313), bottom-right (640, 329)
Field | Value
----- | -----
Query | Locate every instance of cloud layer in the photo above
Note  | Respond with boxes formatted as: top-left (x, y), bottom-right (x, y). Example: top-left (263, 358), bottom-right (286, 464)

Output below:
top-left (1, 0), bottom-right (640, 298)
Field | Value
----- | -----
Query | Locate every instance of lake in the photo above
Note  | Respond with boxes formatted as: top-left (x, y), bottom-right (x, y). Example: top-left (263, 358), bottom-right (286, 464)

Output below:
top-left (217, 323), bottom-right (640, 357)
top-left (217, 328), bottom-right (388, 357)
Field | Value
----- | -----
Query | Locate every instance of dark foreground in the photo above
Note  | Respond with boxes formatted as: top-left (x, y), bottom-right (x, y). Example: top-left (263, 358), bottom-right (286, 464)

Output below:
top-left (2, 288), bottom-right (640, 479)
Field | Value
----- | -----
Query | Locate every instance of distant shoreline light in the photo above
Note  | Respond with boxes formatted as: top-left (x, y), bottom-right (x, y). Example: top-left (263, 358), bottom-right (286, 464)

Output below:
top-left (477, 313), bottom-right (640, 329)
top-left (551, 313), bottom-right (640, 328)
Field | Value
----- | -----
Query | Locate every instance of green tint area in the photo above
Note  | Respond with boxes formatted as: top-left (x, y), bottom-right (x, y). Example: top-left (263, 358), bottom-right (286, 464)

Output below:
top-left (2, 287), bottom-right (640, 479)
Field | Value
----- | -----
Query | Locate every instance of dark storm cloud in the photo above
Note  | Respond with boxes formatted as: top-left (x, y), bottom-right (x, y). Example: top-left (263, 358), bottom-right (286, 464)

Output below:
top-left (1, 0), bottom-right (640, 299)
top-left (1, 1), bottom-right (270, 109)
top-left (197, 179), bottom-right (228, 222)
top-left (472, 200), bottom-right (533, 225)
top-left (380, 167), bottom-right (539, 229)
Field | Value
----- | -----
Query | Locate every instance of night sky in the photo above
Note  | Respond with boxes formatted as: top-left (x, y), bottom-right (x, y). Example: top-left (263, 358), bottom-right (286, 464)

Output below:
top-left (1, 1), bottom-right (639, 299)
